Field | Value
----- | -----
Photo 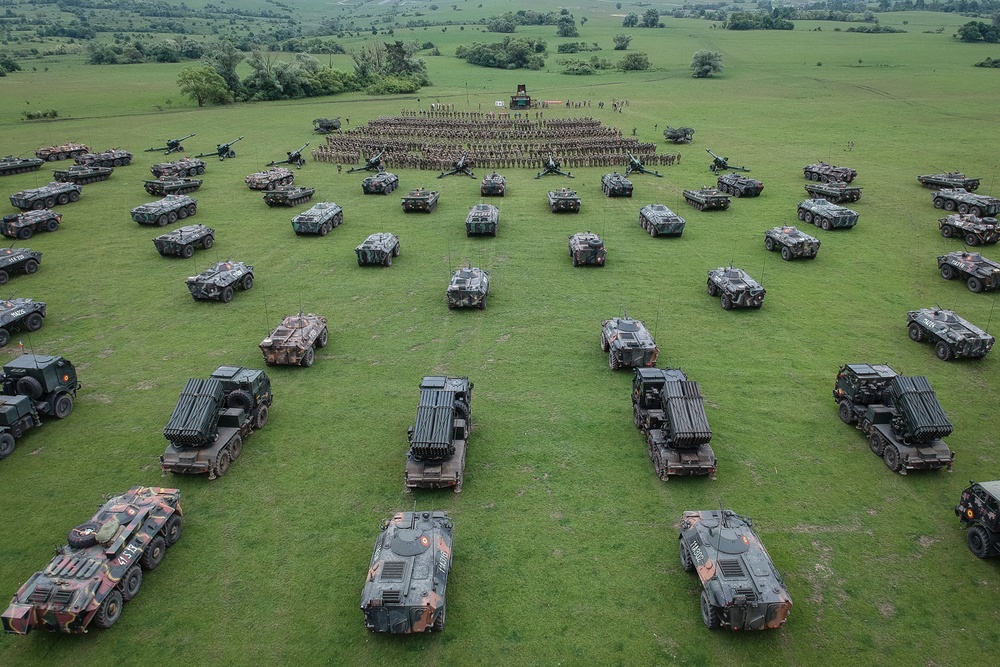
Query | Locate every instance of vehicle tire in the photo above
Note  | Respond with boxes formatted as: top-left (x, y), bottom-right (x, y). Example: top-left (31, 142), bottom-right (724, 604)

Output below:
top-left (318, 223), bottom-right (330, 237)
top-left (869, 431), bottom-right (886, 456)
top-left (254, 404), bottom-right (269, 429)
top-left (202, 235), bottom-right (213, 249)
top-left (113, 158), bottom-right (124, 168)
top-left (120, 566), bottom-right (142, 601)
top-left (970, 206), bottom-right (983, 217)
top-left (16, 376), bottom-right (43, 399)
top-left (0, 329), bottom-right (9, 347)
top-left (44, 197), bottom-right (56, 208)
top-left (765, 237), bottom-right (775, 251)
top-left (157, 214), bottom-right (169, 227)
top-left (0, 433), bottom-right (15, 460)
top-left (267, 182), bottom-right (276, 191)
top-left (228, 150), bottom-right (236, 159)
top-left (94, 590), bottom-right (123, 629)
top-left (181, 244), bottom-right (194, 259)
top-left (177, 207), bottom-right (188, 220)
top-left (220, 286), bottom-right (234, 303)
top-left (821, 218), bottom-right (833, 231)
top-left (239, 274), bottom-right (253, 291)
top-left (935, 341), bottom-right (954, 361)
top-left (811, 172), bottom-right (820, 182)
top-left (432, 605), bottom-right (446, 632)
top-left (229, 435), bottom-right (243, 461)
top-left (700, 591), bottom-right (721, 629)
top-left (162, 514), bottom-right (182, 547)
top-left (967, 525), bottom-right (993, 559)
top-left (600, 332), bottom-right (609, 352)
top-left (732, 188), bottom-right (741, 198)
top-left (45, 218), bottom-right (59, 233)
top-left (67, 522), bottom-right (100, 548)
top-left (23, 259), bottom-right (39, 275)
top-left (941, 225), bottom-right (954, 238)
top-left (141, 535), bottom-right (166, 570)
top-left (122, 158), bottom-right (131, 166)
top-left (478, 295), bottom-right (487, 310)
top-left (167, 211), bottom-right (178, 224)
top-left (968, 277), bottom-right (984, 293)
top-left (838, 400), bottom-right (854, 425)
top-left (358, 257), bottom-right (364, 267)
top-left (393, 244), bottom-right (400, 257)
top-left (650, 226), bottom-right (658, 237)
top-left (17, 227), bottom-right (32, 240)
top-left (804, 212), bottom-right (814, 224)
top-left (679, 541), bottom-right (695, 572)
top-left (187, 205), bottom-right (197, 217)
top-left (965, 233), bottom-right (979, 247)
top-left (781, 246), bottom-right (792, 261)
top-left (721, 294), bottom-right (733, 310)
top-left (944, 200), bottom-right (956, 211)
top-left (908, 323), bottom-right (924, 342)
top-left (958, 203), bottom-right (970, 214)
top-left (215, 450), bottom-right (231, 477)
top-left (25, 312), bottom-right (43, 332)
top-left (197, 166), bottom-right (205, 175)
top-left (454, 400), bottom-right (471, 420)
top-left (609, 353), bottom-right (620, 371)
top-left (301, 346), bottom-right (315, 367)
top-left (226, 389), bottom-right (254, 413)
top-left (797, 208), bottom-right (805, 221)
top-left (707, 282), bottom-right (719, 297)
top-left (317, 328), bottom-right (329, 348)
top-left (883, 446), bottom-right (901, 473)
top-left (940, 264), bottom-right (954, 280)
top-left (57, 193), bottom-right (69, 205)
top-left (32, 200), bottom-right (45, 210)
top-left (0, 271), bottom-right (7, 286)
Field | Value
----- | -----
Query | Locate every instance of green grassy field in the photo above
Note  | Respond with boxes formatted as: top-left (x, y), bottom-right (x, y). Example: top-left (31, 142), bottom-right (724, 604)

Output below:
top-left (0, 6), bottom-right (999, 666)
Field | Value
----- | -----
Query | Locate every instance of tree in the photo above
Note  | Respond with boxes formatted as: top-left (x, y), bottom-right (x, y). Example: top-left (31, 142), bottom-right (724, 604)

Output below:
top-left (177, 66), bottom-right (232, 107)
top-left (640, 8), bottom-right (660, 27)
top-left (613, 34), bottom-right (632, 50)
top-left (202, 41), bottom-right (244, 98)
top-left (691, 50), bottom-right (724, 78)
top-left (622, 12), bottom-right (639, 27)
top-left (617, 51), bottom-right (650, 71)
top-left (557, 15), bottom-right (579, 37)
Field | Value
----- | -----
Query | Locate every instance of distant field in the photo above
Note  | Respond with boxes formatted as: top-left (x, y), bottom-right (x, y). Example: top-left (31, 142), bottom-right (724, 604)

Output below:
top-left (0, 6), bottom-right (998, 667)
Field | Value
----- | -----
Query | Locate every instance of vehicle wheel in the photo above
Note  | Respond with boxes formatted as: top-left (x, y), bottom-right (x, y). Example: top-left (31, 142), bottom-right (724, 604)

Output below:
top-left (958, 203), bottom-right (970, 214)
top-left (883, 446), bottom-right (902, 473)
top-left (22, 259), bottom-right (39, 275)
top-left (94, 590), bottom-right (123, 629)
top-left (301, 346), bottom-right (315, 367)
top-left (317, 327), bottom-right (329, 348)
top-left (432, 605), bottom-right (446, 632)
top-left (32, 200), bottom-right (45, 210)
top-left (187, 205), bottom-right (197, 217)
top-left (220, 286), bottom-right (234, 303)
top-left (15, 376), bottom-right (42, 400)
top-left (167, 211), bottom-right (178, 224)
top-left (122, 158), bottom-right (131, 166)
top-left (226, 389), bottom-right (253, 412)
top-left (707, 282), bottom-right (719, 297)
top-left (965, 233), bottom-right (979, 247)
top-left (679, 541), bottom-right (695, 572)
top-left (479, 295), bottom-right (487, 310)
top-left (732, 188), bottom-right (741, 198)
top-left (17, 227), bottom-right (32, 240)
top-left (120, 566), bottom-right (142, 601)
top-left (721, 294), bottom-right (733, 310)
top-left (810, 172), bottom-right (820, 182)
top-left (228, 150), bottom-right (236, 158)
top-left (838, 400), bottom-right (854, 425)
top-left (181, 244), bottom-right (194, 259)
top-left (700, 591), bottom-right (721, 629)
top-left (202, 235), bottom-right (213, 249)
top-left (242, 274), bottom-right (254, 291)
top-left (46, 218), bottom-right (59, 232)
top-left (162, 514), bottom-right (182, 547)
top-left (944, 200), bottom-right (956, 211)
top-left (908, 323), bottom-right (924, 342)
top-left (0, 271), bottom-right (7, 286)
top-left (821, 218), bottom-right (833, 231)
top-left (215, 450), bottom-right (231, 477)
top-left (53, 393), bottom-right (73, 419)
top-left (765, 237), bottom-right (775, 251)
top-left (941, 225), bottom-right (954, 238)
top-left (650, 226), bottom-right (658, 237)
top-left (600, 332), bottom-right (609, 352)
top-left (267, 182), bottom-right (276, 191)
top-left (797, 208), bottom-right (805, 221)
top-left (113, 158), bottom-right (124, 168)
top-left (968, 277), bottom-right (984, 293)
top-left (967, 525), bottom-right (993, 559)
top-left (254, 404), bottom-right (269, 429)
top-left (177, 207), bottom-right (188, 220)
top-left (44, 197), bottom-right (56, 208)
top-left (609, 353), bottom-right (620, 371)
top-left (940, 264), bottom-right (955, 280)
top-left (803, 211), bottom-right (814, 224)
top-left (0, 329), bottom-right (9, 347)
top-left (57, 193), bottom-right (69, 205)
top-left (229, 435), bottom-right (243, 461)
top-left (970, 206), bottom-right (983, 217)
top-left (25, 312), bottom-right (43, 332)
top-left (935, 341), bottom-right (954, 361)
top-left (780, 246), bottom-right (792, 261)
top-left (869, 431), bottom-right (886, 456)
top-left (393, 244), bottom-right (400, 257)
top-left (197, 166), bottom-right (206, 175)
top-left (157, 214), bottom-right (169, 227)
top-left (140, 535), bottom-right (166, 570)
top-left (0, 433), bottom-right (15, 460)
top-left (318, 223), bottom-right (330, 237)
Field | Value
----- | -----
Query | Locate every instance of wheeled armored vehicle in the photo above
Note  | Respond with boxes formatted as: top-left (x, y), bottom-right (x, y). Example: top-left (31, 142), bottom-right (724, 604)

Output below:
top-left (362, 171), bottom-right (399, 195)
top-left (764, 226), bottom-right (820, 261)
top-left (131, 195), bottom-right (197, 227)
top-left (931, 188), bottom-right (1000, 217)
top-left (153, 224), bottom-right (215, 258)
top-left (292, 202), bottom-right (343, 236)
top-left (144, 177), bottom-right (202, 197)
top-left (402, 188), bottom-right (440, 213)
top-left (639, 204), bottom-right (685, 237)
top-left (9, 182), bottom-right (81, 211)
top-left (260, 313), bottom-right (329, 367)
top-left (683, 187), bottom-right (730, 211)
top-left (480, 171), bottom-right (506, 197)
top-left (263, 186), bottom-right (314, 208)
top-left (547, 188), bottom-right (581, 213)
top-left (245, 167), bottom-right (294, 191)
top-left (600, 315), bottom-right (658, 370)
top-left (1, 210), bottom-right (61, 239)
top-left (446, 267), bottom-right (489, 309)
top-left (35, 143), bottom-right (90, 161)
top-left (906, 308), bottom-right (994, 361)
top-left (150, 158), bottom-right (205, 179)
top-left (568, 232), bottom-right (606, 267)
top-left (707, 267), bottom-right (765, 310)
top-left (797, 199), bottom-right (858, 230)
top-left (717, 173), bottom-right (763, 198)
top-left (2, 353), bottom-right (80, 419)
top-left (0, 247), bottom-right (41, 283)
top-left (918, 172), bottom-right (980, 191)
top-left (803, 162), bottom-right (856, 183)
top-left (74, 149), bottom-right (132, 168)
top-left (356, 233), bottom-right (400, 267)
top-left (465, 204), bottom-right (499, 237)
top-left (937, 250), bottom-right (1000, 293)
top-left (0, 156), bottom-right (44, 176)
top-left (803, 181), bottom-right (862, 204)
top-left (186, 260), bottom-right (254, 302)
top-left (405, 376), bottom-right (473, 492)
top-left (601, 172), bottom-right (633, 197)
top-left (0, 298), bottom-right (45, 346)
top-left (52, 165), bottom-right (113, 185)
top-left (956, 480), bottom-right (1000, 558)
top-left (937, 214), bottom-right (999, 246)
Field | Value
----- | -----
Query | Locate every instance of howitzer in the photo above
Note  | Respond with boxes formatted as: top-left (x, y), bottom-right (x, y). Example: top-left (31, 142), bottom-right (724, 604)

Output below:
top-left (706, 148), bottom-right (749, 173)
top-left (146, 133), bottom-right (197, 155)
top-left (536, 154), bottom-right (574, 179)
top-left (196, 136), bottom-right (244, 161)
top-left (438, 153), bottom-right (475, 179)
top-left (625, 152), bottom-right (662, 177)
top-left (347, 149), bottom-right (385, 174)
top-left (267, 142), bottom-right (310, 169)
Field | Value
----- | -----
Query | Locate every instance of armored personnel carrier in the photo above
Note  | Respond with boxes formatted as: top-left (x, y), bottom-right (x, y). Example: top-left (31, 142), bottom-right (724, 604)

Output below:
top-left (639, 204), bottom-right (685, 237)
top-left (292, 202), bottom-right (343, 236)
top-left (52, 165), bottom-right (113, 185)
top-left (632, 367), bottom-right (716, 480)
top-left (0, 247), bottom-right (41, 283)
top-left (803, 181), bottom-right (862, 204)
top-left (678, 509), bottom-right (792, 630)
top-left (447, 267), bottom-right (489, 309)
top-left (931, 188), bottom-right (1000, 217)
top-left (547, 188), bottom-right (581, 213)
top-left (600, 315), bottom-right (658, 370)
top-left (0, 298), bottom-right (45, 346)
top-left (663, 125), bottom-right (695, 143)
top-left (402, 188), bottom-right (440, 213)
top-left (465, 204), bottom-right (499, 237)
top-left (601, 172), bottom-right (633, 198)
top-left (35, 143), bottom-right (90, 161)
top-left (683, 187), bottom-right (730, 211)
top-left (1, 353), bottom-right (80, 419)
top-left (1, 486), bottom-right (182, 634)
top-left (361, 510), bottom-right (453, 632)
top-left (74, 149), bottom-right (132, 168)
top-left (568, 231), bottom-right (606, 266)
top-left (153, 224), bottom-right (215, 258)
top-left (956, 481), bottom-right (1000, 558)
top-left (356, 233), bottom-right (400, 267)
top-left (405, 376), bottom-right (473, 492)
top-left (797, 199), bottom-right (858, 230)
top-left (906, 308), bottom-right (994, 361)
top-left (361, 171), bottom-right (399, 195)
top-left (260, 313), bottom-right (329, 367)
top-left (0, 395), bottom-right (41, 460)
top-left (480, 171), bottom-right (506, 197)
top-left (144, 177), bottom-right (202, 197)
top-left (717, 173), bottom-right (764, 198)
top-left (707, 267), bottom-right (765, 310)
top-left (9, 182), bottom-right (81, 211)
top-left (150, 158), bottom-right (205, 179)
top-left (0, 156), bottom-right (44, 176)
top-left (918, 172), bottom-right (980, 191)
top-left (938, 250), bottom-right (1000, 293)
top-left (263, 186), bottom-right (314, 208)
top-left (245, 167), bottom-right (294, 191)
top-left (764, 226), bottom-right (820, 261)
top-left (1, 210), bottom-right (61, 239)
top-left (131, 195), bottom-right (197, 227)
top-left (186, 260), bottom-right (254, 302)
top-left (938, 214), bottom-right (999, 246)
top-left (803, 162), bottom-right (857, 183)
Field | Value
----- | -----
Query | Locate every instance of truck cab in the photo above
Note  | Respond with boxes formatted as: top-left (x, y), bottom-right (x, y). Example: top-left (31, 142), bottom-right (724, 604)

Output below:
top-left (956, 480), bottom-right (1000, 559)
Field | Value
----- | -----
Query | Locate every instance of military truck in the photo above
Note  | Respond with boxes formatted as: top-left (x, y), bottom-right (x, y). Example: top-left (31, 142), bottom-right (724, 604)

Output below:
top-left (931, 188), bottom-right (1000, 217)
top-left (74, 149), bottom-right (132, 168)
top-left (402, 188), bottom-right (440, 213)
top-left (35, 143), bottom-right (90, 161)
top-left (639, 204), bottom-right (685, 237)
top-left (480, 171), bottom-right (506, 197)
top-left (292, 202), bottom-right (343, 236)
top-left (405, 376), bottom-right (473, 492)
top-left (0, 210), bottom-right (61, 239)
top-left (1, 353), bottom-right (80, 419)
top-left (956, 481), bottom-right (1000, 558)
top-left (9, 182), bottom-right (81, 211)
top-left (906, 308), bottom-right (994, 361)
top-left (568, 231), bottom-right (606, 267)
top-left (0, 395), bottom-right (41, 460)
top-left (447, 267), bottom-right (489, 309)
top-left (465, 204), bottom-right (499, 237)
top-left (0, 486), bottom-right (182, 634)
top-left (803, 162), bottom-right (857, 183)
top-left (601, 172), bottom-right (633, 197)
top-left (834, 364), bottom-right (954, 474)
top-left (356, 233), bottom-right (400, 267)
top-left (263, 186), bottom-right (314, 208)
top-left (764, 226), bottom-right (820, 261)
top-left (0, 156), bottom-right (44, 176)
top-left (131, 195), bottom-right (197, 227)
top-left (938, 250), bottom-right (1000, 293)
top-left (632, 367), bottom-right (716, 480)
top-left (153, 224), bottom-right (215, 258)
top-left (144, 177), bottom-right (202, 197)
top-left (150, 158), bottom-right (206, 179)
top-left (937, 214), bottom-right (999, 246)
top-left (683, 187), bottom-right (730, 211)
top-left (717, 173), bottom-right (764, 198)
top-left (245, 167), bottom-right (294, 191)
top-left (361, 510), bottom-right (453, 633)
top-left (0, 298), bottom-right (45, 346)
top-left (547, 188), bottom-right (581, 213)
top-left (0, 247), bottom-right (41, 283)
top-left (52, 165), bottom-right (113, 185)
top-left (803, 181), bottom-right (862, 204)
top-left (362, 171), bottom-right (399, 195)
top-left (707, 267), bottom-right (765, 310)
top-left (186, 260), bottom-right (254, 302)
top-left (259, 313), bottom-right (329, 367)
top-left (600, 315), bottom-right (658, 370)
top-left (678, 509), bottom-right (792, 631)
top-left (918, 172), bottom-right (980, 192)
top-left (797, 199), bottom-right (858, 230)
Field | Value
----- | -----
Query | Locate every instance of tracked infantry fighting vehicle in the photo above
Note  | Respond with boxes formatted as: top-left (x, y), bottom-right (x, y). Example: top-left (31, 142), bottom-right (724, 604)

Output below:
top-left (362, 171), bottom-right (399, 195)
top-left (0, 395), bottom-right (41, 460)
top-left (264, 186), bottom-right (314, 208)
top-left (663, 125), bottom-right (695, 144)
top-left (797, 199), bottom-right (858, 230)
top-left (707, 267), bottom-right (765, 310)
top-left (150, 158), bottom-right (205, 179)
top-left (931, 188), bottom-right (1000, 217)
top-left (568, 231), bottom-right (606, 266)
top-left (601, 315), bottom-right (658, 370)
top-left (906, 308), bottom-right (994, 361)
top-left (402, 188), bottom-right (440, 213)
top-left (144, 177), bottom-right (202, 197)
top-left (292, 202), bottom-right (342, 236)
top-left (35, 143), bottom-right (90, 162)
top-left (10, 182), bottom-right (81, 211)
top-left (0, 247), bottom-right (41, 283)
top-left (1, 210), bottom-right (61, 239)
top-left (764, 226), bottom-right (820, 261)
top-left (639, 204), bottom-right (685, 237)
top-left (186, 260), bottom-right (254, 302)
top-left (937, 214), bottom-right (999, 246)
top-left (245, 167), bottom-right (294, 191)
top-left (0, 156), bottom-right (44, 176)
top-left (356, 233), bottom-right (400, 267)
top-left (803, 162), bottom-right (856, 183)
top-left (480, 171), bottom-right (506, 197)
top-left (683, 187), bottom-right (730, 211)
top-left (956, 481), bottom-right (1000, 558)
top-left (803, 181), bottom-right (862, 204)
top-left (465, 204), bottom-right (499, 237)
top-left (547, 188), bottom-right (581, 213)
top-left (52, 165), bottom-right (112, 185)
top-left (0, 298), bottom-right (45, 346)
top-left (153, 224), bottom-right (214, 258)
top-left (601, 172), bottom-right (633, 197)
top-left (405, 376), bottom-right (473, 492)
top-left (678, 509), bottom-right (792, 631)
top-left (131, 195), bottom-right (197, 227)
top-left (1, 486), bottom-right (182, 634)
top-left (74, 149), bottom-right (132, 168)
top-left (2, 353), bottom-right (80, 419)
top-left (938, 250), bottom-right (1000, 293)
top-left (361, 510), bottom-right (453, 633)
top-left (918, 172), bottom-right (980, 191)
top-left (260, 313), bottom-right (329, 367)
top-left (717, 173), bottom-right (763, 198)
top-left (446, 267), bottom-right (489, 309)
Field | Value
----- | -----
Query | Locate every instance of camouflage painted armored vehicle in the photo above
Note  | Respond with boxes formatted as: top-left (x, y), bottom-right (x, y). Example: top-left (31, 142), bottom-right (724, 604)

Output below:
top-left (259, 313), bottom-right (329, 367)
top-left (601, 172), bottom-right (633, 197)
top-left (639, 204), bottom-right (685, 237)
top-left (446, 267), bottom-right (489, 309)
top-left (764, 226), bottom-right (820, 261)
top-left (834, 364), bottom-right (954, 473)
top-left (405, 376), bottom-right (473, 492)
top-left (361, 171), bottom-right (399, 195)
top-left (292, 202), bottom-right (343, 236)
top-left (717, 173), bottom-right (764, 198)
top-left (663, 125), bottom-right (695, 143)
top-left (803, 181), bottom-right (862, 204)
top-left (797, 199), bottom-right (858, 230)
top-left (918, 172), bottom-right (980, 191)
top-left (938, 214), bottom-right (999, 246)
top-left (803, 162), bottom-right (857, 183)
top-left (465, 204), bottom-right (499, 237)
top-left (263, 186), bottom-right (315, 208)
top-left (956, 481), bottom-right (1000, 558)
top-left (600, 315), bottom-right (658, 370)
top-left (0, 210), bottom-right (61, 239)
top-left (312, 117), bottom-right (341, 133)
top-left (678, 509), bottom-right (792, 630)
top-left (937, 250), bottom-right (1000, 293)
top-left (707, 267), bottom-right (765, 310)
top-left (52, 165), bottom-right (113, 185)
top-left (0, 395), bottom-right (41, 460)
top-left (144, 177), bottom-right (202, 197)
top-left (245, 167), bottom-right (294, 191)
top-left (1, 353), bottom-right (80, 419)
top-left (356, 233), bottom-right (400, 267)
top-left (402, 188), bottom-right (440, 213)
top-left (632, 367), bottom-right (716, 480)
top-left (0, 156), bottom-right (44, 176)
top-left (0, 298), bottom-right (46, 346)
top-left (931, 189), bottom-right (1000, 217)
top-left (9, 182), bottom-right (81, 211)
top-left (568, 231), bottom-right (606, 266)
top-left (150, 158), bottom-right (205, 179)
top-left (0, 247), bottom-right (42, 282)
top-left (480, 171), bottom-right (506, 197)
top-left (153, 224), bottom-right (215, 258)
top-left (361, 510), bottom-right (453, 632)
top-left (547, 188), bottom-right (581, 213)
top-left (186, 260), bottom-right (254, 302)
top-left (683, 187), bottom-right (730, 211)
top-left (0, 486), bottom-right (182, 634)
top-left (131, 195), bottom-right (197, 227)
top-left (35, 143), bottom-right (90, 162)
top-left (74, 149), bottom-right (132, 168)
top-left (906, 308), bottom-right (994, 361)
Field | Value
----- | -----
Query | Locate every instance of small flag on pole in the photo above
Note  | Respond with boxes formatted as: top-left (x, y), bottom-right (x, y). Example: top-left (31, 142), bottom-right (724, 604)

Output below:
top-left (18, 339), bottom-right (23, 352)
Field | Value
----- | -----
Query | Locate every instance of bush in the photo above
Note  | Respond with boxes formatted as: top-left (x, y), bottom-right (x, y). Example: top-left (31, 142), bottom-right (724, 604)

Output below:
top-left (691, 49), bottom-right (723, 78)
top-left (617, 51), bottom-right (650, 71)
top-left (22, 109), bottom-right (59, 120)
top-left (974, 56), bottom-right (1000, 67)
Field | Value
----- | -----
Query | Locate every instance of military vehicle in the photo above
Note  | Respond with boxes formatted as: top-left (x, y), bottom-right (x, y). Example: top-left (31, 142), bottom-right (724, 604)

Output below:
top-left (0, 395), bottom-right (41, 460)
top-left (678, 509), bottom-right (792, 630)
top-left (601, 172), bottom-right (633, 197)
top-left (717, 173), bottom-right (764, 198)
top-left (360, 510), bottom-right (453, 633)
top-left (150, 158), bottom-right (206, 179)
top-left (707, 267), bottom-right (765, 310)
top-left (9, 183), bottom-right (81, 211)
top-left (144, 177), bottom-right (202, 197)
top-left (1, 354), bottom-right (79, 419)
top-left (797, 199), bottom-right (859, 230)
top-left (834, 364), bottom-right (955, 473)
top-left (356, 233), bottom-right (400, 267)
top-left (480, 171), bottom-right (506, 197)
top-left (438, 154), bottom-right (475, 179)
top-left (447, 267), bottom-right (489, 309)
top-left (764, 226), bottom-right (820, 261)
top-left (706, 149), bottom-right (749, 173)
top-left (35, 143), bottom-right (90, 161)
top-left (683, 187), bottom-right (730, 211)
top-left (568, 231), bottom-right (606, 267)
top-left (625, 152), bottom-right (662, 177)
top-left (0, 298), bottom-right (46, 346)
top-left (632, 367), bottom-right (716, 480)
top-left (153, 224), bottom-right (215, 259)
top-left (0, 486), bottom-right (182, 634)
top-left (161, 366), bottom-right (272, 478)
top-left (465, 204), bottom-right (499, 237)
top-left (194, 136), bottom-right (243, 161)
top-left (347, 149), bottom-right (386, 174)
top-left (639, 204), bottom-right (685, 237)
top-left (956, 480), bottom-right (1000, 558)
top-left (74, 149), bottom-right (132, 168)
top-left (266, 142), bottom-right (309, 169)
top-left (937, 250), bottom-right (1000, 293)
top-left (131, 195), bottom-right (198, 227)
top-left (0, 156), bottom-right (44, 176)
top-left (906, 308), bottom-right (994, 361)
top-left (402, 188), bottom-right (440, 213)
top-left (0, 247), bottom-right (41, 283)
top-left (362, 171), bottom-right (399, 195)
top-left (405, 376), bottom-right (473, 492)
top-left (263, 186), bottom-right (314, 208)
top-left (600, 315), bottom-right (659, 370)
top-left (313, 118), bottom-right (341, 133)
top-left (245, 167), bottom-right (294, 191)
top-left (919, 172), bottom-right (981, 191)
top-left (803, 162), bottom-right (857, 183)
top-left (937, 214), bottom-right (999, 246)
top-left (663, 125), bottom-right (695, 143)
top-left (511, 83), bottom-right (531, 109)
top-left (186, 260), bottom-right (254, 302)
top-left (536, 154), bottom-right (573, 179)
top-left (260, 313), bottom-right (328, 367)
top-left (292, 202), bottom-right (343, 236)
top-left (931, 188), bottom-right (1000, 217)
top-left (0, 210), bottom-right (61, 239)
top-left (803, 181), bottom-right (862, 204)
top-left (547, 188), bottom-right (581, 213)
top-left (145, 133), bottom-right (196, 155)
top-left (52, 165), bottom-right (113, 185)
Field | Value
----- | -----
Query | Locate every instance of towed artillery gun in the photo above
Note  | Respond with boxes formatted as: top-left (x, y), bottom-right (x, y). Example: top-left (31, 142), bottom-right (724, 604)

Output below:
top-left (536, 154), bottom-right (573, 179)
top-left (348, 149), bottom-right (386, 174)
top-left (195, 136), bottom-right (243, 161)
top-left (438, 153), bottom-right (475, 179)
top-left (624, 152), bottom-right (661, 177)
top-left (706, 149), bottom-right (749, 173)
top-left (267, 142), bottom-right (309, 169)
top-left (145, 133), bottom-right (196, 156)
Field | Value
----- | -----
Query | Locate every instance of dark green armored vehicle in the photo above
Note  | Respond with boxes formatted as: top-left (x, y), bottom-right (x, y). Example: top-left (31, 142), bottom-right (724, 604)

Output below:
top-left (402, 188), bottom-right (440, 213)
top-left (0, 298), bottom-right (45, 346)
top-left (601, 315), bottom-right (658, 370)
top-left (465, 204), bottom-right (499, 237)
top-left (956, 481), bottom-right (1000, 558)
top-left (150, 158), bottom-right (205, 179)
top-left (9, 183), bottom-right (81, 211)
top-left (74, 149), bottom-right (132, 168)
top-left (292, 202), bottom-right (343, 236)
top-left (1, 353), bottom-right (79, 419)
top-left (601, 172), bottom-right (633, 197)
top-left (245, 168), bottom-right (294, 191)
top-left (683, 187), bottom-right (730, 211)
top-left (797, 199), bottom-right (858, 230)
top-left (144, 177), bottom-right (202, 197)
top-left (938, 214), bottom-right (999, 246)
top-left (639, 204), bottom-right (685, 237)
top-left (707, 267), bottom-right (765, 310)
top-left (131, 195), bottom-right (197, 226)
top-left (153, 224), bottom-right (215, 258)
top-left (919, 172), bottom-right (980, 191)
top-left (717, 173), bottom-right (763, 197)
top-left (547, 188), bottom-right (581, 213)
top-left (0, 247), bottom-right (41, 283)
top-left (186, 260), bottom-right (254, 302)
top-left (0, 395), bottom-right (41, 460)
top-left (938, 250), bottom-right (1000, 293)
top-left (446, 267), bottom-right (489, 309)
top-left (0, 156), bottom-right (44, 177)
top-left (931, 188), bottom-right (1000, 217)
top-left (35, 143), bottom-right (90, 162)
top-left (803, 162), bottom-right (856, 183)
top-left (52, 165), bottom-right (113, 185)
top-left (263, 186), bottom-right (315, 208)
top-left (405, 376), bottom-right (473, 492)
top-left (362, 171), bottom-right (399, 195)
top-left (1, 210), bottom-right (61, 239)
top-left (764, 226), bottom-right (820, 261)
top-left (803, 181), bottom-right (862, 204)
top-left (356, 233), bottom-right (400, 267)
top-left (480, 171), bottom-right (506, 197)
top-left (906, 308), bottom-right (994, 361)
top-left (568, 231), bottom-right (606, 266)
